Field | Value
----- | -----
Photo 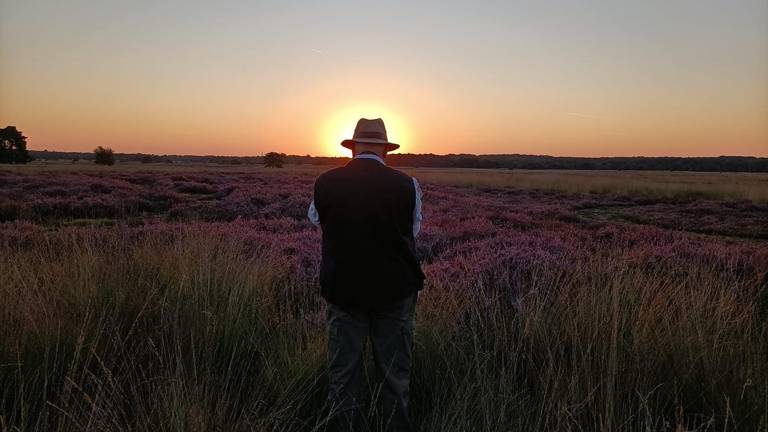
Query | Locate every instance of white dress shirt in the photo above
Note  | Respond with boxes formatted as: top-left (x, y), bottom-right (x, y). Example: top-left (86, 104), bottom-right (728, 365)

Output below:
top-left (307, 153), bottom-right (423, 237)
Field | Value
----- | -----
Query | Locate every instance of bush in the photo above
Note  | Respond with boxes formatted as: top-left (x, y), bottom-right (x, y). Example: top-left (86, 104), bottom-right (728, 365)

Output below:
top-left (94, 146), bottom-right (116, 166)
top-left (264, 152), bottom-right (286, 168)
top-left (0, 126), bottom-right (32, 164)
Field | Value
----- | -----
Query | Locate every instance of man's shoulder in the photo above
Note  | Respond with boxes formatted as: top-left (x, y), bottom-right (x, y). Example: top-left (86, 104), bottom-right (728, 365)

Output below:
top-left (315, 161), bottom-right (414, 188)
top-left (382, 165), bottom-right (415, 185)
top-left (315, 165), bottom-right (348, 184)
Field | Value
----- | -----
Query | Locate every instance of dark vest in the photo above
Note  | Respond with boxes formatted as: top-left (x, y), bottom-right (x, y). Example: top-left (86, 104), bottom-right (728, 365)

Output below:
top-left (313, 158), bottom-right (425, 306)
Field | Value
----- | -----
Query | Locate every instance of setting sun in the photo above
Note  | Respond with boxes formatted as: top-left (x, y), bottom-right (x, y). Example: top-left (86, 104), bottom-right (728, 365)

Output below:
top-left (320, 104), bottom-right (412, 157)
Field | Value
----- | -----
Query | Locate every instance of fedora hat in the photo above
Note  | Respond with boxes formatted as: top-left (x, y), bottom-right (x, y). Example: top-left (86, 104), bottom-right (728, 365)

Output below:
top-left (341, 118), bottom-right (400, 152)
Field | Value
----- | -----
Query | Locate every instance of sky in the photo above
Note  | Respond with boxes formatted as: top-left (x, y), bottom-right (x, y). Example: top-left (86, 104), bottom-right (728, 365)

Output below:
top-left (1, 0), bottom-right (766, 157)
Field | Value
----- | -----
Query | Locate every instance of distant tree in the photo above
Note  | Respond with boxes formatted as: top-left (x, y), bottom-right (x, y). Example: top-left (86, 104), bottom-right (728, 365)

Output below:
top-left (94, 146), bottom-right (116, 166)
top-left (263, 152), bottom-right (286, 168)
top-left (140, 155), bottom-right (154, 164)
top-left (0, 126), bottom-right (32, 164)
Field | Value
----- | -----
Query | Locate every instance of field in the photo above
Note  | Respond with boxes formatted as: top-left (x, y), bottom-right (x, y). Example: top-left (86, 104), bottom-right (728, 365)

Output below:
top-left (1, 163), bottom-right (767, 431)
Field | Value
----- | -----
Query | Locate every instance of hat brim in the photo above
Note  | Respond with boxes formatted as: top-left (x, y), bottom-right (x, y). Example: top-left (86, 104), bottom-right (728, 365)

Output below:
top-left (341, 138), bottom-right (400, 152)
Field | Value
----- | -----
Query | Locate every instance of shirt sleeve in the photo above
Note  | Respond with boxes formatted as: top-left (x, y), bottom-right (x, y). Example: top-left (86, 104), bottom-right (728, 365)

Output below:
top-left (308, 199), bottom-right (320, 227)
top-left (412, 177), bottom-right (422, 237)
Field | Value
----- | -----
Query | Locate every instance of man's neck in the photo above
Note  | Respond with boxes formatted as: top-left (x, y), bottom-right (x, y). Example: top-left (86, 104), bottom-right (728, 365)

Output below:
top-left (353, 152), bottom-right (386, 165)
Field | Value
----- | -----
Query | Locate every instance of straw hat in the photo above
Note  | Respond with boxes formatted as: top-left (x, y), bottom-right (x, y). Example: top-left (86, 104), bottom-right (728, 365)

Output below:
top-left (341, 118), bottom-right (400, 152)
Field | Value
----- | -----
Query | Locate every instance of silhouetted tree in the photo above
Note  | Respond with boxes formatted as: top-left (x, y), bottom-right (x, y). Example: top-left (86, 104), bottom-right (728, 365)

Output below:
top-left (263, 152), bottom-right (286, 168)
top-left (94, 146), bottom-right (116, 166)
top-left (0, 126), bottom-right (32, 164)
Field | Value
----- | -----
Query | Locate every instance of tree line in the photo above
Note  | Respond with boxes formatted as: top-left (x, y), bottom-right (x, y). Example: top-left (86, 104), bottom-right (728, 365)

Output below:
top-left (26, 150), bottom-right (768, 172)
top-left (6, 123), bottom-right (766, 172)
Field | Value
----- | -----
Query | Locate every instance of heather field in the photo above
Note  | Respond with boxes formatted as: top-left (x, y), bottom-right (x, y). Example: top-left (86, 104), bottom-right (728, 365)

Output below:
top-left (1, 164), bottom-right (767, 431)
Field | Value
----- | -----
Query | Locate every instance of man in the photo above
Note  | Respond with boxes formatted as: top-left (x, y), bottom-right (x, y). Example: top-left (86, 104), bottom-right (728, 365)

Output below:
top-left (308, 118), bottom-right (425, 431)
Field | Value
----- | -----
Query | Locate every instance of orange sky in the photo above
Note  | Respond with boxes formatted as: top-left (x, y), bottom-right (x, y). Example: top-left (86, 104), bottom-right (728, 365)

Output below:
top-left (1, 1), bottom-right (766, 157)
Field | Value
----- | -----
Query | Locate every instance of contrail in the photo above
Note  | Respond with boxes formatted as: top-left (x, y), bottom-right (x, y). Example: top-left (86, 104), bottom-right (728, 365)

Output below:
top-left (565, 112), bottom-right (604, 120)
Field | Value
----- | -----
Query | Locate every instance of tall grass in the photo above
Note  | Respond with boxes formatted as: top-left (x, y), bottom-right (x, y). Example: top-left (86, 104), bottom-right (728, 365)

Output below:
top-left (2, 227), bottom-right (765, 431)
top-left (405, 169), bottom-right (768, 203)
top-left (6, 164), bottom-right (768, 203)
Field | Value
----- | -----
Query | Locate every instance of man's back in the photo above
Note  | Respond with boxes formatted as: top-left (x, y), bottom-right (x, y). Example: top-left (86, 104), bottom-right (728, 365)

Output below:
top-left (312, 119), bottom-right (421, 431)
top-left (313, 157), bottom-right (424, 307)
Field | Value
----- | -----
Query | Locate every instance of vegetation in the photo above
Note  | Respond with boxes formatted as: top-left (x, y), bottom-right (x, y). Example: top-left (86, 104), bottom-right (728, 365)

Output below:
top-left (263, 151), bottom-right (286, 168)
top-left (0, 126), bottom-right (32, 164)
top-left (93, 146), bottom-right (116, 166)
top-left (28, 150), bottom-right (768, 172)
top-left (137, 154), bottom-right (173, 164)
top-left (3, 163), bottom-right (768, 203)
top-left (404, 168), bottom-right (768, 203)
top-left (0, 165), bottom-right (766, 431)
top-left (387, 153), bottom-right (768, 172)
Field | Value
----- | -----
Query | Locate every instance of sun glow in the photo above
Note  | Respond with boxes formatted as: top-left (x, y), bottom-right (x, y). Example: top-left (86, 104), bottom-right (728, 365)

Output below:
top-left (320, 104), bottom-right (412, 157)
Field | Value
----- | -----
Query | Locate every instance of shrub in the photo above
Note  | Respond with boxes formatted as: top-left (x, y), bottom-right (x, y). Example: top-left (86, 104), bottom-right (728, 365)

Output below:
top-left (0, 126), bottom-right (32, 164)
top-left (264, 152), bottom-right (286, 168)
top-left (94, 146), bottom-right (116, 166)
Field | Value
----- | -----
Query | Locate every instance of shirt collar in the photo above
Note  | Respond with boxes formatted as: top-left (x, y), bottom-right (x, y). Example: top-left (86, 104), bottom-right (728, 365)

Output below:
top-left (353, 153), bottom-right (386, 165)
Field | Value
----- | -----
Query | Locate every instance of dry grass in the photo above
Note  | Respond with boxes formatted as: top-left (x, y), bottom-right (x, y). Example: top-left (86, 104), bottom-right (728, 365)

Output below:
top-left (9, 161), bottom-right (768, 202)
top-left (402, 168), bottom-right (768, 202)
top-left (1, 162), bottom-right (767, 430)
top-left (1, 229), bottom-right (765, 431)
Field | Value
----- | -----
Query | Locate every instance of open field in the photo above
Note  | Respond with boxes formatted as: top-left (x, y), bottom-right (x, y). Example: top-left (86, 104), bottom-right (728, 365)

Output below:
top-left (10, 160), bottom-right (768, 202)
top-left (409, 168), bottom-right (768, 203)
top-left (1, 163), bottom-right (767, 431)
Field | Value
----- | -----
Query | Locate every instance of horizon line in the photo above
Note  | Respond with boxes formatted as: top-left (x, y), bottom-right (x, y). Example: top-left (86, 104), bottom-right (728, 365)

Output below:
top-left (27, 148), bottom-right (768, 160)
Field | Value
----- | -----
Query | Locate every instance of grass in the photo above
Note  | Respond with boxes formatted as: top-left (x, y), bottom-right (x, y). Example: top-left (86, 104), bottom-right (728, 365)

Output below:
top-left (1, 163), bottom-right (767, 431)
top-left (10, 161), bottom-right (768, 202)
top-left (404, 168), bottom-right (768, 203)
top-left (1, 226), bottom-right (766, 431)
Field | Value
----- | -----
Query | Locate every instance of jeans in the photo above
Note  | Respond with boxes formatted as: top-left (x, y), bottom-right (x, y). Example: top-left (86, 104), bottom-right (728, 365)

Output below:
top-left (326, 293), bottom-right (417, 432)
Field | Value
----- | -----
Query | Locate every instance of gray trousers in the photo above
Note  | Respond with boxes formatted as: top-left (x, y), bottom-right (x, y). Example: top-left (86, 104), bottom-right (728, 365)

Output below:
top-left (326, 293), bottom-right (417, 432)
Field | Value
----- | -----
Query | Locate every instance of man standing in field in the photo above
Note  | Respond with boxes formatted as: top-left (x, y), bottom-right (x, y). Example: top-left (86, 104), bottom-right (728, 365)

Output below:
top-left (308, 118), bottom-right (425, 431)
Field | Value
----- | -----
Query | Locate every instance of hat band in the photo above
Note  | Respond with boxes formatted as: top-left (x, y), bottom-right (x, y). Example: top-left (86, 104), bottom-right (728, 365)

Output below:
top-left (354, 131), bottom-right (387, 140)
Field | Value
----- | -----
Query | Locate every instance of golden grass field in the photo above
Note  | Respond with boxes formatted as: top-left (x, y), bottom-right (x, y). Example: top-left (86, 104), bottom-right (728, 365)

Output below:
top-left (407, 168), bottom-right (768, 202)
top-left (13, 160), bottom-right (768, 202)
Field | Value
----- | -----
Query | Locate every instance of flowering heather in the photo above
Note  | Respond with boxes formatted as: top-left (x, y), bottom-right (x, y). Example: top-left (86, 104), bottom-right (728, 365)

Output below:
top-left (1, 166), bottom-right (767, 431)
